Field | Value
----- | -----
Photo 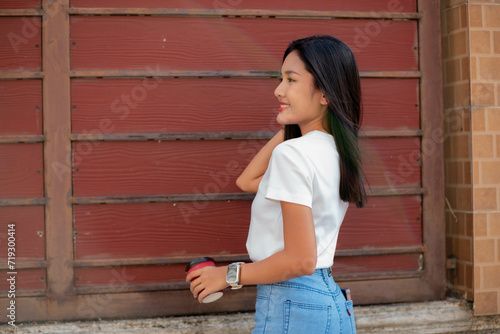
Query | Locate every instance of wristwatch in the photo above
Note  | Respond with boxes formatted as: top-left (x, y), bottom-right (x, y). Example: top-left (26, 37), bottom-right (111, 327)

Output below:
top-left (226, 262), bottom-right (244, 289)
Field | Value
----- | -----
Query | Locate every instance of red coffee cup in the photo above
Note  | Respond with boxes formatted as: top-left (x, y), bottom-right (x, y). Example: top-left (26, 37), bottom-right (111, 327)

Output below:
top-left (185, 257), bottom-right (223, 303)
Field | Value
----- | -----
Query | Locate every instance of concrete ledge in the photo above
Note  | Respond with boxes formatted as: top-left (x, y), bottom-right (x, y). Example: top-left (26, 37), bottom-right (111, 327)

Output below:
top-left (1, 299), bottom-right (500, 333)
top-left (354, 299), bottom-right (500, 333)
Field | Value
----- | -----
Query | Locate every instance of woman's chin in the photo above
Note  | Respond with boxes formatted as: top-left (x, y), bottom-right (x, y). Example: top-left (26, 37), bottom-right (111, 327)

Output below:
top-left (276, 115), bottom-right (288, 125)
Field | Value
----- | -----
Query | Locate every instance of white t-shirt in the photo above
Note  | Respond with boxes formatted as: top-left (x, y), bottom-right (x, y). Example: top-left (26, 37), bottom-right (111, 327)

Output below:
top-left (246, 130), bottom-right (349, 269)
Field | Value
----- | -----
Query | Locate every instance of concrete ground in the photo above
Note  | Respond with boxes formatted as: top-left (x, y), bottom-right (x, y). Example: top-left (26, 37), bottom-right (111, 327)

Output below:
top-left (1, 299), bottom-right (500, 333)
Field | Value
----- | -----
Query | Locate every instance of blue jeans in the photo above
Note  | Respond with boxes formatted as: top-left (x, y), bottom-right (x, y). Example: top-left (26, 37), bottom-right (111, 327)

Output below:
top-left (252, 268), bottom-right (356, 334)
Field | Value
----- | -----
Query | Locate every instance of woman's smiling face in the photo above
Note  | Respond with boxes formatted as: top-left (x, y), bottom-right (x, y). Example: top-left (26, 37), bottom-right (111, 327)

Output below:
top-left (274, 51), bottom-right (328, 134)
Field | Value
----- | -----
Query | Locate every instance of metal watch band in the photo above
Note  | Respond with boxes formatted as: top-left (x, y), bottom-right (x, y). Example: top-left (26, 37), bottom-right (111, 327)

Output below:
top-left (227, 262), bottom-right (244, 290)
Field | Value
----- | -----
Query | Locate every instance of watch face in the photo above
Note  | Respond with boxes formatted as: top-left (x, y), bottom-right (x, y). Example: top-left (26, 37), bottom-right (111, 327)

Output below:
top-left (227, 265), bottom-right (238, 283)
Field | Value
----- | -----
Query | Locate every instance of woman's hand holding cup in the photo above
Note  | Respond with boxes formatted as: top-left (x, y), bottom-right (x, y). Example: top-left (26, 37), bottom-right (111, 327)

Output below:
top-left (185, 257), bottom-right (229, 303)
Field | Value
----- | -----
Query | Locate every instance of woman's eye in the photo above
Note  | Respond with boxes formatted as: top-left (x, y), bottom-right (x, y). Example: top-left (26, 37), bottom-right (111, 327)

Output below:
top-left (278, 77), bottom-right (294, 83)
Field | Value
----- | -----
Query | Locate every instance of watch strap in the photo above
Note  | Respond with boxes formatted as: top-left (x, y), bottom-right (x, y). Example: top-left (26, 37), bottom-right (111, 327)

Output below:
top-left (227, 262), bottom-right (244, 290)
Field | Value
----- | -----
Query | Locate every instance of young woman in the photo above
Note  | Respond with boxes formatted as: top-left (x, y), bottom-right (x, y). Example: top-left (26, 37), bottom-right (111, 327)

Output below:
top-left (186, 35), bottom-right (366, 334)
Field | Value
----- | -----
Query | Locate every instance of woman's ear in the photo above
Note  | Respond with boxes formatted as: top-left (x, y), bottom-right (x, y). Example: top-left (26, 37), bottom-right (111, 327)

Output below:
top-left (320, 95), bottom-right (328, 106)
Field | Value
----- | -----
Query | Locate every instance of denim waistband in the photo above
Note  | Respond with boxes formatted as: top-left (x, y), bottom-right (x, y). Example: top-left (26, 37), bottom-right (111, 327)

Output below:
top-left (314, 267), bottom-right (332, 279)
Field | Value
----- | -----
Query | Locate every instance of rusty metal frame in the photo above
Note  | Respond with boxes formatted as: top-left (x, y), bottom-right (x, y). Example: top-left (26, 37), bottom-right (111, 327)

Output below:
top-left (1, 0), bottom-right (444, 322)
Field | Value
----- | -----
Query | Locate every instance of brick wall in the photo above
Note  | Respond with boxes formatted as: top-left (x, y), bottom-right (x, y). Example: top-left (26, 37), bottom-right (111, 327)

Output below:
top-left (442, 0), bottom-right (500, 316)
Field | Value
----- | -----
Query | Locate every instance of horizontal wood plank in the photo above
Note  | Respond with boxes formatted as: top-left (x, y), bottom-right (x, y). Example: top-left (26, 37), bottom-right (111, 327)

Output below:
top-left (74, 253), bottom-right (421, 287)
top-left (67, 8), bottom-right (420, 20)
top-left (69, 130), bottom-right (422, 142)
top-left (336, 245), bottom-right (423, 257)
top-left (71, 78), bottom-right (419, 134)
top-left (367, 186), bottom-right (423, 196)
top-left (333, 254), bottom-right (421, 276)
top-left (9, 279), bottom-right (441, 321)
top-left (73, 282), bottom-right (190, 295)
top-left (72, 245), bottom-right (424, 269)
top-left (74, 195), bottom-right (421, 260)
top-left (0, 206), bottom-right (45, 260)
top-left (71, 78), bottom-right (280, 134)
top-left (73, 255), bottom-right (250, 268)
top-left (0, 135), bottom-right (44, 144)
top-left (361, 78), bottom-right (419, 130)
top-left (74, 265), bottom-right (187, 287)
top-left (0, 269), bottom-right (46, 291)
top-left (0, 260), bottom-right (46, 270)
top-left (0, 1), bottom-right (41, 10)
top-left (0, 198), bottom-right (45, 206)
top-left (71, 193), bottom-right (255, 205)
top-left (0, 9), bottom-right (42, 16)
top-left (0, 17), bottom-right (41, 71)
top-left (70, 132), bottom-right (276, 142)
top-left (361, 137), bottom-right (421, 188)
top-left (69, 187), bottom-right (424, 207)
top-left (0, 79), bottom-right (42, 135)
top-left (70, 16), bottom-right (417, 72)
top-left (0, 143), bottom-right (43, 198)
top-left (72, 138), bottom-right (420, 197)
top-left (74, 201), bottom-right (252, 260)
top-left (361, 129), bottom-right (421, 138)
top-left (0, 70), bottom-right (43, 78)
top-left (72, 140), bottom-right (262, 197)
top-left (339, 196), bottom-right (422, 249)
top-left (70, 0), bottom-right (416, 12)
top-left (69, 69), bottom-right (421, 79)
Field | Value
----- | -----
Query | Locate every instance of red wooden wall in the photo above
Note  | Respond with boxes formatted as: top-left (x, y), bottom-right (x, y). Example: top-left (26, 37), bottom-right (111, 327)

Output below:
top-left (68, 8), bottom-right (422, 286)
top-left (0, 0), bottom-right (445, 322)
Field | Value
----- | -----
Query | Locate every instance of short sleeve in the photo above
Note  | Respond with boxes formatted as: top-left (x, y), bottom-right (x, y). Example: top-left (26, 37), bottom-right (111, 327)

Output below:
top-left (265, 142), bottom-right (313, 207)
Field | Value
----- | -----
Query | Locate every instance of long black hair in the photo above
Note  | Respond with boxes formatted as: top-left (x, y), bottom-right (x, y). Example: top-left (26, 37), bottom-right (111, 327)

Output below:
top-left (283, 35), bottom-right (366, 208)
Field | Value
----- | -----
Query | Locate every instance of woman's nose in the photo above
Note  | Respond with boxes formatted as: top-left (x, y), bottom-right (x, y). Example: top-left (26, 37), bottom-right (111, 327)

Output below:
top-left (274, 81), bottom-right (284, 98)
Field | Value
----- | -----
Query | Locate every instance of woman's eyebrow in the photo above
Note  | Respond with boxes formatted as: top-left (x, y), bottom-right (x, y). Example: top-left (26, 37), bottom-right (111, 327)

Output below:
top-left (282, 70), bottom-right (301, 76)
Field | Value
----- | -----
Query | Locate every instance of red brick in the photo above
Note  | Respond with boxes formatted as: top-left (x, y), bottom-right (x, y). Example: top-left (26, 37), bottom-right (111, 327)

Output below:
top-left (475, 239), bottom-right (495, 263)
top-left (469, 5), bottom-right (483, 28)
top-left (470, 30), bottom-right (491, 54)
top-left (475, 291), bottom-right (498, 315)
top-left (474, 187), bottom-right (498, 210)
